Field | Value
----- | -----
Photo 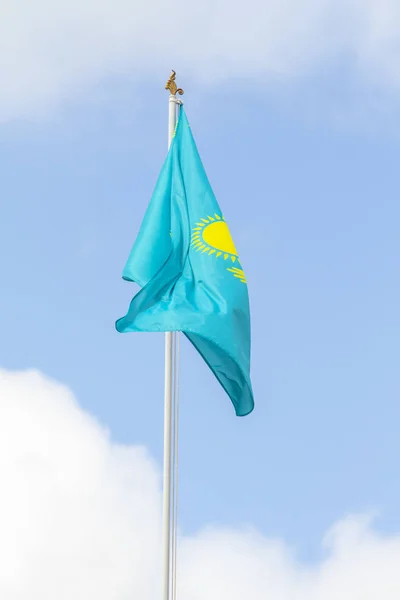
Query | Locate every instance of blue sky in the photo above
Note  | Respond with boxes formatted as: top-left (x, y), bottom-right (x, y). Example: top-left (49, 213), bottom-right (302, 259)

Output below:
top-left (2, 76), bottom-right (400, 556)
top-left (1, 1), bottom-right (400, 596)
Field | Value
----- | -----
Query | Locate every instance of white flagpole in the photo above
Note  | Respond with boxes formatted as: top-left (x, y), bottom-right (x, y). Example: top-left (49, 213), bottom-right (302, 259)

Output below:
top-left (163, 71), bottom-right (183, 600)
top-left (162, 327), bottom-right (173, 600)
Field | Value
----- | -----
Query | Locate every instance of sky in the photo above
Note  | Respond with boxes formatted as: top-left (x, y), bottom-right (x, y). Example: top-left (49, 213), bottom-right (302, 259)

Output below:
top-left (1, 0), bottom-right (400, 598)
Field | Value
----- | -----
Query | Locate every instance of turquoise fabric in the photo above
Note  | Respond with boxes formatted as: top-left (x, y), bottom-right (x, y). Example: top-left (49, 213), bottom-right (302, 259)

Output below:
top-left (116, 109), bottom-right (254, 416)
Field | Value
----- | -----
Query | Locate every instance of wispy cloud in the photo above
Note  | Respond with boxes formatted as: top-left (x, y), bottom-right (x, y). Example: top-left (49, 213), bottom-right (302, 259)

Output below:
top-left (1, 367), bottom-right (400, 599)
top-left (2, 1), bottom-right (400, 121)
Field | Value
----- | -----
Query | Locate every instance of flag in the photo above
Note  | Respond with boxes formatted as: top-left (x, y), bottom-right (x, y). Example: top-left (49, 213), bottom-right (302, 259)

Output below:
top-left (116, 109), bottom-right (254, 416)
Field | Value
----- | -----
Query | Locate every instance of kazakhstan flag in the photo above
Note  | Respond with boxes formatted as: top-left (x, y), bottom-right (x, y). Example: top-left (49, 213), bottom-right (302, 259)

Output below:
top-left (116, 109), bottom-right (254, 416)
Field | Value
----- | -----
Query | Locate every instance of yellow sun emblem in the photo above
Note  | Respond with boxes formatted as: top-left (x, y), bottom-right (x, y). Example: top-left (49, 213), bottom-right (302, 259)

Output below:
top-left (191, 214), bottom-right (246, 283)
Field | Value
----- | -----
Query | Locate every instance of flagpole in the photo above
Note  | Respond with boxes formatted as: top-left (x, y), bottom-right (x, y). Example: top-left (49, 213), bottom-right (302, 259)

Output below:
top-left (162, 328), bottom-right (173, 600)
top-left (163, 71), bottom-right (183, 600)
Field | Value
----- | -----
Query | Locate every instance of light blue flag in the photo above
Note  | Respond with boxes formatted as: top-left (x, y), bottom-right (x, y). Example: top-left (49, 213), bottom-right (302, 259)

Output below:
top-left (116, 109), bottom-right (254, 416)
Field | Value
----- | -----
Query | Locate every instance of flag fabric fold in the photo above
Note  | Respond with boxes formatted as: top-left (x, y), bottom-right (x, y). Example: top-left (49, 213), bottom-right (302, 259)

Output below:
top-left (116, 109), bottom-right (254, 416)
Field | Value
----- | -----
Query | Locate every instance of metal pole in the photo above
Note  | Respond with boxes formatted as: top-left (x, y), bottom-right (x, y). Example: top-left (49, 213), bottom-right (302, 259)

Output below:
top-left (162, 330), bottom-right (173, 600)
top-left (162, 99), bottom-right (176, 600)
top-left (171, 331), bottom-right (180, 600)
top-left (162, 71), bottom-right (183, 600)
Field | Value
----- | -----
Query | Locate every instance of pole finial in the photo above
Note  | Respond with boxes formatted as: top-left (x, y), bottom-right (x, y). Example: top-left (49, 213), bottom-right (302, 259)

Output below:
top-left (165, 70), bottom-right (184, 96)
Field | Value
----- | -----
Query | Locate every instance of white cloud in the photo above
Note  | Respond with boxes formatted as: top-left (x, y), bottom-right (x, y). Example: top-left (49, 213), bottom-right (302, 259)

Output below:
top-left (1, 367), bottom-right (400, 599)
top-left (1, 0), bottom-right (400, 121)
